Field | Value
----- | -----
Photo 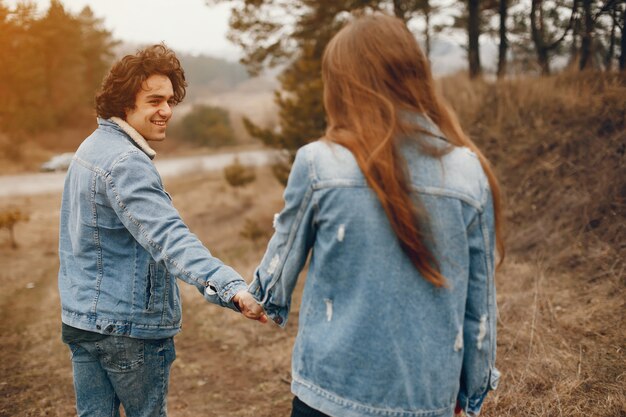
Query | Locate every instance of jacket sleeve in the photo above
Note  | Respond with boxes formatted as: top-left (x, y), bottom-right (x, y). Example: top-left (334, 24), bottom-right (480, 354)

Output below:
top-left (457, 184), bottom-right (500, 416)
top-left (105, 150), bottom-right (246, 310)
top-left (248, 146), bottom-right (316, 326)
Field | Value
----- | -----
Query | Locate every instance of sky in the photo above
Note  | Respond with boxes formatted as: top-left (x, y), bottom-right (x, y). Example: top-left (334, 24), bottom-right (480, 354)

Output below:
top-left (6, 0), bottom-right (240, 60)
top-left (5, 0), bottom-right (481, 74)
top-left (4, 0), bottom-right (502, 75)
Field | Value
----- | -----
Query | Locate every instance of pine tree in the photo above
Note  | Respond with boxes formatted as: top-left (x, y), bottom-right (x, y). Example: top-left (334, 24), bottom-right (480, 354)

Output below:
top-left (211, 0), bottom-right (441, 180)
top-left (35, 0), bottom-right (85, 126)
top-left (0, 2), bottom-right (45, 133)
top-left (0, 1), bottom-right (116, 135)
top-left (77, 7), bottom-right (117, 104)
top-left (231, 0), bottom-right (353, 155)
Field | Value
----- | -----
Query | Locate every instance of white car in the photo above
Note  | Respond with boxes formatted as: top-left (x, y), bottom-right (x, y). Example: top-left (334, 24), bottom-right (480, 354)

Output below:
top-left (40, 152), bottom-right (75, 172)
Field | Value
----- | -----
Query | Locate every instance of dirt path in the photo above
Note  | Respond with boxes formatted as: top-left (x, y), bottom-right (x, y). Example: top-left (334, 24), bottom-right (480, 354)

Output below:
top-left (0, 192), bottom-right (76, 417)
top-left (0, 149), bottom-right (276, 198)
top-left (0, 169), bottom-right (298, 417)
top-left (0, 168), bottom-right (623, 416)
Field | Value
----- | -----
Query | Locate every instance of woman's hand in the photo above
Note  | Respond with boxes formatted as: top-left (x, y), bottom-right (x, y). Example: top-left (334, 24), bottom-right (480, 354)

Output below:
top-left (454, 400), bottom-right (464, 416)
top-left (232, 290), bottom-right (268, 323)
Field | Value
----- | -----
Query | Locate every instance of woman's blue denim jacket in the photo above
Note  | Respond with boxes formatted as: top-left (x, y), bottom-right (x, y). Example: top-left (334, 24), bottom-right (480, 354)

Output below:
top-left (58, 118), bottom-right (246, 339)
top-left (249, 116), bottom-right (500, 417)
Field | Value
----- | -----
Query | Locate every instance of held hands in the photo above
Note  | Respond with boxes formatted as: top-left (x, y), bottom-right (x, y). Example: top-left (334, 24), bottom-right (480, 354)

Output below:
top-left (454, 401), bottom-right (464, 416)
top-left (232, 290), bottom-right (268, 324)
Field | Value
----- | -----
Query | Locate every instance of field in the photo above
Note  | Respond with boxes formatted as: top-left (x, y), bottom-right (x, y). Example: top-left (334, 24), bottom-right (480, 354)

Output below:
top-left (0, 72), bottom-right (624, 416)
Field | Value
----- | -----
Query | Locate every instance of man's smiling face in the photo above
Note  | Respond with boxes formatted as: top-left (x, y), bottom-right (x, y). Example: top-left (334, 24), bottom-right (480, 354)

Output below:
top-left (125, 74), bottom-right (174, 141)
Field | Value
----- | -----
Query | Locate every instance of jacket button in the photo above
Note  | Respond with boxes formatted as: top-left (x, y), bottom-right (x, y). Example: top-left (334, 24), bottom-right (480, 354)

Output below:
top-left (273, 316), bottom-right (283, 325)
top-left (105, 325), bottom-right (114, 333)
top-left (96, 325), bottom-right (101, 330)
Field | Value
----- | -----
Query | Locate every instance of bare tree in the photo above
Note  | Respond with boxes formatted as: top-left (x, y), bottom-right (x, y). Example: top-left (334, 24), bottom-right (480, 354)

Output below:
top-left (497, 0), bottom-right (509, 77)
top-left (595, 0), bottom-right (625, 71)
top-left (579, 0), bottom-right (594, 69)
top-left (619, 8), bottom-right (626, 71)
top-left (530, 0), bottom-right (579, 75)
top-left (604, 3), bottom-right (617, 70)
top-left (392, 0), bottom-right (434, 60)
top-left (468, 0), bottom-right (482, 77)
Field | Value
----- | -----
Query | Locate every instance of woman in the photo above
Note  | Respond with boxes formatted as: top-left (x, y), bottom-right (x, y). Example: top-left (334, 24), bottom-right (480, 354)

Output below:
top-left (248, 13), bottom-right (503, 417)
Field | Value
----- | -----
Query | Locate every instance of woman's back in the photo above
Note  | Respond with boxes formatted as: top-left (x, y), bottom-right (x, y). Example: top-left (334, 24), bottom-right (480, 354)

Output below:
top-left (250, 117), bottom-right (498, 417)
top-left (250, 12), bottom-right (501, 417)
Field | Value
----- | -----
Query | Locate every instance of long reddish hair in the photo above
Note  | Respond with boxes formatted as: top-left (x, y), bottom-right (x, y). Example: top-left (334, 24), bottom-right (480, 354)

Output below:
top-left (322, 14), bottom-right (504, 287)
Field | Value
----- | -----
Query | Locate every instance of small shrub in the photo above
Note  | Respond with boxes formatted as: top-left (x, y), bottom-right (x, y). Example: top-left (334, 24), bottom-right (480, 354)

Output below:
top-left (271, 161), bottom-right (291, 186)
top-left (224, 158), bottom-right (256, 192)
top-left (239, 218), bottom-right (265, 243)
top-left (0, 208), bottom-right (30, 248)
top-left (171, 105), bottom-right (235, 147)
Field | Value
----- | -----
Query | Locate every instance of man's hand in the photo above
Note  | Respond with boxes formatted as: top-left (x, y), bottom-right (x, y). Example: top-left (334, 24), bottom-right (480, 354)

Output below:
top-left (232, 290), bottom-right (268, 323)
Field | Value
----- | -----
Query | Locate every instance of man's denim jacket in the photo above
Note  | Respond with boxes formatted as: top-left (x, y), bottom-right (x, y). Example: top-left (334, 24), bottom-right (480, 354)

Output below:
top-left (249, 116), bottom-right (500, 417)
top-left (58, 118), bottom-right (246, 339)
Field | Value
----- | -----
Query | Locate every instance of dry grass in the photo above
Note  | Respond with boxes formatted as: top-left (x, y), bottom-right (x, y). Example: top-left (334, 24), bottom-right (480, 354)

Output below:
top-left (441, 71), bottom-right (625, 278)
top-left (440, 71), bottom-right (625, 416)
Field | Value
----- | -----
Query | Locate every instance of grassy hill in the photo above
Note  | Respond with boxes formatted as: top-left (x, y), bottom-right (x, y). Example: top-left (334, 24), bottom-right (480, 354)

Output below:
top-left (440, 71), bottom-right (625, 415)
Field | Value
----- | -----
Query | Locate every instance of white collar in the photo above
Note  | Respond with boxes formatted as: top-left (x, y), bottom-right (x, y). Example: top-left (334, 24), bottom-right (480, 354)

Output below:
top-left (110, 117), bottom-right (157, 159)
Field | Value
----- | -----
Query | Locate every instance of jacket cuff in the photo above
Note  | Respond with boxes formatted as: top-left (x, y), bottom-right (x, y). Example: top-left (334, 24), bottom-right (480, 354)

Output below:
top-left (457, 368), bottom-right (500, 416)
top-left (248, 279), bottom-right (288, 327)
top-left (263, 304), bottom-right (288, 327)
top-left (203, 277), bottom-right (247, 312)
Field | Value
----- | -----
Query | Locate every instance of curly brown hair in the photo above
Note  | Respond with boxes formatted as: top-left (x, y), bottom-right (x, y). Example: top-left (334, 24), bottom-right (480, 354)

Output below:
top-left (95, 44), bottom-right (187, 119)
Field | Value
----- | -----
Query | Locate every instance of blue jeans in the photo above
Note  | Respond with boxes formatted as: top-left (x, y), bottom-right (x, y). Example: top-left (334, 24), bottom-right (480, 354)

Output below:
top-left (68, 336), bottom-right (176, 417)
top-left (291, 397), bottom-right (330, 417)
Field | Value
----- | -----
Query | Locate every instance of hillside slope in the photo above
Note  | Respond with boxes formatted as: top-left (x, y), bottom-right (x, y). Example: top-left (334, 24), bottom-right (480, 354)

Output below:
top-left (441, 72), bottom-right (625, 415)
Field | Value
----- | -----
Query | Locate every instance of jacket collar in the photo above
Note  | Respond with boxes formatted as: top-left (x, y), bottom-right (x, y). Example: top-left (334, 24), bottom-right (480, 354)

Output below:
top-left (107, 117), bottom-right (157, 160)
top-left (409, 112), bottom-right (446, 140)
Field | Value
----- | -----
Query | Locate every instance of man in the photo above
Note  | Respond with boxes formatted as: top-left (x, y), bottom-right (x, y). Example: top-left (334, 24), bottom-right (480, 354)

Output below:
top-left (58, 44), bottom-right (265, 417)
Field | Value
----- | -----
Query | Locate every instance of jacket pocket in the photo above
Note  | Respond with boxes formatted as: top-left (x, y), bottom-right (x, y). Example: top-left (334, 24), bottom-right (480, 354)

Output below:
top-left (162, 271), bottom-right (182, 325)
top-left (145, 263), bottom-right (156, 311)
